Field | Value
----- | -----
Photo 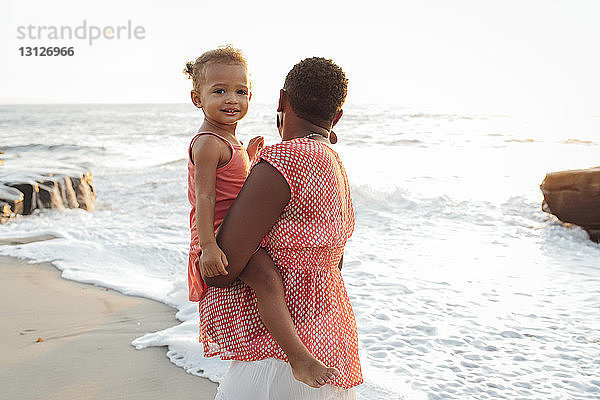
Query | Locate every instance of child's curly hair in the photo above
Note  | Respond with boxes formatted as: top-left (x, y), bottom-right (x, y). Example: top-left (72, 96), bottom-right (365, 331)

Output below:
top-left (283, 57), bottom-right (348, 129)
top-left (184, 45), bottom-right (248, 91)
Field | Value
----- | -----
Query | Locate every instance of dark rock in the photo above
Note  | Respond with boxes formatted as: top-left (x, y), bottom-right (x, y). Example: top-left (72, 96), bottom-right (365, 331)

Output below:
top-left (0, 184), bottom-right (24, 216)
top-left (1, 201), bottom-right (12, 223)
top-left (39, 174), bottom-right (80, 209)
top-left (61, 176), bottom-right (79, 208)
top-left (587, 229), bottom-right (600, 243)
top-left (38, 180), bottom-right (65, 209)
top-left (8, 182), bottom-right (38, 215)
top-left (0, 167), bottom-right (95, 222)
top-left (71, 173), bottom-right (95, 211)
top-left (540, 166), bottom-right (600, 243)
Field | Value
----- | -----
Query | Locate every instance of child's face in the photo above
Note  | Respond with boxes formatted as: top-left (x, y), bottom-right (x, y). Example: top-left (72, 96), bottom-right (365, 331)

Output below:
top-left (195, 63), bottom-right (250, 126)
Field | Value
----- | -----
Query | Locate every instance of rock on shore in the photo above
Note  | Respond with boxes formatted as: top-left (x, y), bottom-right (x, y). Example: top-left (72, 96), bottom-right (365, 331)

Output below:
top-left (540, 166), bottom-right (600, 243)
top-left (0, 158), bottom-right (95, 222)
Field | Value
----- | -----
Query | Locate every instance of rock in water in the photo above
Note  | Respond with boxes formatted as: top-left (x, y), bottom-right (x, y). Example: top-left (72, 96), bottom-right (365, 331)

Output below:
top-left (0, 184), bottom-right (25, 222)
top-left (7, 183), bottom-right (38, 215)
top-left (0, 171), bottom-right (95, 222)
top-left (71, 172), bottom-right (96, 211)
top-left (61, 176), bottom-right (79, 209)
top-left (0, 150), bottom-right (96, 222)
top-left (540, 166), bottom-right (600, 243)
top-left (38, 180), bottom-right (65, 209)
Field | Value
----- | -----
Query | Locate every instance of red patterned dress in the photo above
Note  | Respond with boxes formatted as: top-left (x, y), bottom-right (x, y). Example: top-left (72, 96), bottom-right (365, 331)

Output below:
top-left (199, 138), bottom-right (363, 392)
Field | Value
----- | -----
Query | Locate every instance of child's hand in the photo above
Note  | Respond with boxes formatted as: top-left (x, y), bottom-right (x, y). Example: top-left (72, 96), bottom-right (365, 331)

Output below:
top-left (246, 136), bottom-right (265, 161)
top-left (200, 243), bottom-right (229, 278)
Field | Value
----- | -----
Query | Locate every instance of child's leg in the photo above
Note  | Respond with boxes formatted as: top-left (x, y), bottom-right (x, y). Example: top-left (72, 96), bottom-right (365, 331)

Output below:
top-left (239, 249), bottom-right (339, 388)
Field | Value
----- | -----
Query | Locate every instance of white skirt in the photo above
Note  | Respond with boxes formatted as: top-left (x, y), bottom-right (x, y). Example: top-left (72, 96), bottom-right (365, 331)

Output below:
top-left (214, 358), bottom-right (357, 400)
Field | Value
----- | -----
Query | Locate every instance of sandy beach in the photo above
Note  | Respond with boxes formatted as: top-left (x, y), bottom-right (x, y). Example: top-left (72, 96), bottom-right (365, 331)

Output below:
top-left (0, 253), bottom-right (218, 400)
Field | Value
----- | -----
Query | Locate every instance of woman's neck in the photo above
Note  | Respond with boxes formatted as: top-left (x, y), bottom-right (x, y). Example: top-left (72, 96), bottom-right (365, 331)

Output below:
top-left (281, 116), bottom-right (329, 142)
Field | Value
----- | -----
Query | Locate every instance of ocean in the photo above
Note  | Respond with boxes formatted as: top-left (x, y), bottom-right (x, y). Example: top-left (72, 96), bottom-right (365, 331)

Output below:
top-left (0, 103), bottom-right (599, 400)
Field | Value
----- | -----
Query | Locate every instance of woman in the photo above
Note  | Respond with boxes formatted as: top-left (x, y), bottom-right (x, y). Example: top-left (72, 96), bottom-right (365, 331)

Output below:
top-left (200, 57), bottom-right (362, 399)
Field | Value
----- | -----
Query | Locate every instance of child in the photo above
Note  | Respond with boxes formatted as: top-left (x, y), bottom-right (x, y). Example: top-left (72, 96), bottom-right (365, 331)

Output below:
top-left (184, 46), bottom-right (339, 388)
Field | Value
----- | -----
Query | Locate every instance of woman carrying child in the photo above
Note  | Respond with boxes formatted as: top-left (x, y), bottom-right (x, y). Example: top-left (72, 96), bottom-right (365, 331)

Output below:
top-left (184, 47), bottom-right (347, 393)
top-left (192, 55), bottom-right (363, 399)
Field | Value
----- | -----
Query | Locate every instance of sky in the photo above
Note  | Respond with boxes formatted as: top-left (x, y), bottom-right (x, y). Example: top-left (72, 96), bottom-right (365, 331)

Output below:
top-left (1, 0), bottom-right (600, 115)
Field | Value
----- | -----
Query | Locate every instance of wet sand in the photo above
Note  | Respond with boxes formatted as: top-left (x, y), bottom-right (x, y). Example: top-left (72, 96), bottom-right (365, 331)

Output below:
top-left (0, 254), bottom-right (218, 400)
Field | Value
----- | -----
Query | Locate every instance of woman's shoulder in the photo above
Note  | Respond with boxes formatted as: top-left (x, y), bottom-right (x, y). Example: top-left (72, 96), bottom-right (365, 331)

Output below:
top-left (259, 138), bottom-right (330, 159)
top-left (257, 139), bottom-right (341, 180)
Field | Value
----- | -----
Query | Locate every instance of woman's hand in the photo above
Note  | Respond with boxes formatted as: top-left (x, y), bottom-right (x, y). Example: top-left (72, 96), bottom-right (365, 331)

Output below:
top-left (200, 242), bottom-right (229, 278)
top-left (246, 136), bottom-right (265, 161)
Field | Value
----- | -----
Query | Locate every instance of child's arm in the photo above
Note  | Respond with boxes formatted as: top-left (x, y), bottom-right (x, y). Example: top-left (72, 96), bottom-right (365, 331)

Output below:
top-left (246, 136), bottom-right (264, 161)
top-left (192, 136), bottom-right (229, 278)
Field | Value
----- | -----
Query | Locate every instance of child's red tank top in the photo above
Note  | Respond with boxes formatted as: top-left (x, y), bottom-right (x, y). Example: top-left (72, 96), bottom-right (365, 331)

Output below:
top-left (187, 132), bottom-right (251, 301)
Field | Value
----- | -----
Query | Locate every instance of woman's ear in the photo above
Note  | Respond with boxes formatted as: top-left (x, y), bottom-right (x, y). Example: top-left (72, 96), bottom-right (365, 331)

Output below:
top-left (331, 109), bottom-right (343, 127)
top-left (277, 89), bottom-right (286, 112)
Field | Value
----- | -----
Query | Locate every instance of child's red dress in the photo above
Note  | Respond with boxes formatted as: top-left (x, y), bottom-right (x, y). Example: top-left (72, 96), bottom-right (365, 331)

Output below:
top-left (187, 132), bottom-right (251, 301)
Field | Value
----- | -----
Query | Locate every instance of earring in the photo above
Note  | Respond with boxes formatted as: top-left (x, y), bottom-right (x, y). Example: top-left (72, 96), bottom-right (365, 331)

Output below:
top-left (276, 112), bottom-right (283, 129)
top-left (329, 131), bottom-right (338, 144)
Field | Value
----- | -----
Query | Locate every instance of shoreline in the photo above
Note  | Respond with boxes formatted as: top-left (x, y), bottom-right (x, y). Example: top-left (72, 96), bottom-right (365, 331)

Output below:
top-left (0, 253), bottom-right (218, 400)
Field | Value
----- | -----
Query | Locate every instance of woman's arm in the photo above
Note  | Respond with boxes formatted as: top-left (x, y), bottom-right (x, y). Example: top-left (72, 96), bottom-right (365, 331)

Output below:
top-left (203, 161), bottom-right (291, 288)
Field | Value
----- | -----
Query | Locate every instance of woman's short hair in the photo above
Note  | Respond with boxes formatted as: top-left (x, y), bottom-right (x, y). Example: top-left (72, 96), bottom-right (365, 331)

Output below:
top-left (283, 57), bottom-right (348, 128)
top-left (184, 45), bottom-right (247, 90)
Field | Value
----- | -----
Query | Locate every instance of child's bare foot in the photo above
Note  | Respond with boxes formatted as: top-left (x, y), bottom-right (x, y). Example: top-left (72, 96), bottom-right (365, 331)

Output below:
top-left (290, 355), bottom-right (340, 388)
